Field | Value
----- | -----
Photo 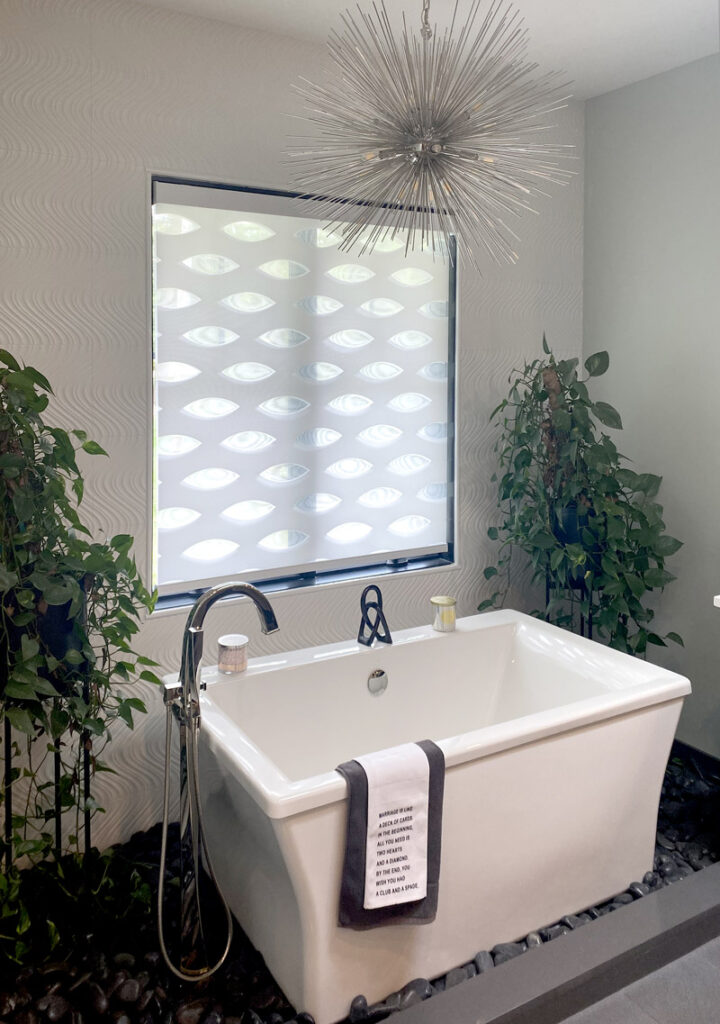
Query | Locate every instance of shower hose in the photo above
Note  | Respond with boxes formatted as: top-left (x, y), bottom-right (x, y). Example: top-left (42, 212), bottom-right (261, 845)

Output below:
top-left (157, 700), bottom-right (233, 980)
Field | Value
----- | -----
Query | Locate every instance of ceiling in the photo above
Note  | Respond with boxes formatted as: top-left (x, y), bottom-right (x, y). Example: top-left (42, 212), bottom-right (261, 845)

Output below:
top-left (135, 0), bottom-right (719, 99)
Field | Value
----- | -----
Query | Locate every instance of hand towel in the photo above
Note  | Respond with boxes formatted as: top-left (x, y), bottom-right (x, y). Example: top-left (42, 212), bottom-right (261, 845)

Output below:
top-left (336, 739), bottom-right (444, 929)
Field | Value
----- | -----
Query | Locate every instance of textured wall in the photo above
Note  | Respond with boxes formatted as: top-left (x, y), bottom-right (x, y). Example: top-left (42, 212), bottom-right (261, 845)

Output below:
top-left (584, 54), bottom-right (720, 758)
top-left (0, 0), bottom-right (584, 847)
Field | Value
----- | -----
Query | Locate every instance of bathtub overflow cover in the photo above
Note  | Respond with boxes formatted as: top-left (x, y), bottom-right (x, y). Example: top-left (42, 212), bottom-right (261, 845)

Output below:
top-left (368, 669), bottom-right (388, 696)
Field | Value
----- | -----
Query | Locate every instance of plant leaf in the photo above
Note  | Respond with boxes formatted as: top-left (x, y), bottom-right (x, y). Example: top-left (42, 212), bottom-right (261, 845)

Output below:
top-left (111, 534), bottom-right (133, 554)
top-left (553, 409), bottom-right (571, 432)
top-left (23, 365), bottom-right (53, 393)
top-left (117, 704), bottom-right (134, 729)
top-left (625, 574), bottom-right (645, 599)
top-left (5, 708), bottom-right (35, 735)
top-left (32, 677), bottom-right (61, 698)
top-left (635, 473), bottom-right (662, 498)
top-left (592, 401), bottom-right (623, 430)
top-left (655, 535), bottom-right (682, 557)
top-left (614, 469), bottom-right (638, 489)
top-left (81, 440), bottom-right (108, 456)
top-left (41, 583), bottom-right (74, 606)
top-left (0, 566), bottom-right (17, 592)
top-left (138, 671), bottom-right (160, 686)
top-left (644, 567), bottom-right (676, 588)
top-left (584, 351), bottom-right (609, 378)
top-left (83, 718), bottom-right (105, 736)
top-left (50, 708), bottom-right (70, 738)
top-left (647, 632), bottom-right (667, 647)
top-left (20, 635), bottom-right (39, 661)
top-left (0, 349), bottom-right (21, 371)
top-left (550, 548), bottom-right (565, 571)
top-left (606, 515), bottom-right (625, 541)
top-left (4, 681), bottom-right (37, 700)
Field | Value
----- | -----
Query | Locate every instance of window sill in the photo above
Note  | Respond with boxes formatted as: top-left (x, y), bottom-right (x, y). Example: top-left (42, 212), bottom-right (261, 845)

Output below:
top-left (152, 552), bottom-right (457, 618)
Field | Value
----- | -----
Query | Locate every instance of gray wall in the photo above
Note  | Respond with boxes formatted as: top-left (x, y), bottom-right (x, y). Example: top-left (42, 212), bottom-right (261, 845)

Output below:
top-left (1, 0), bottom-right (584, 845)
top-left (584, 54), bottom-right (720, 756)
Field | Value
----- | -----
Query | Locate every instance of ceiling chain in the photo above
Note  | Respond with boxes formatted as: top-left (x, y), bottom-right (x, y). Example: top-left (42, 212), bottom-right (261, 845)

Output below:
top-left (420, 0), bottom-right (432, 40)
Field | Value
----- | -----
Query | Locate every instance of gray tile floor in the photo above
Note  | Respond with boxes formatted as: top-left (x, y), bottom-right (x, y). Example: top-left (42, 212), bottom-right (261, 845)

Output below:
top-left (563, 936), bottom-right (720, 1024)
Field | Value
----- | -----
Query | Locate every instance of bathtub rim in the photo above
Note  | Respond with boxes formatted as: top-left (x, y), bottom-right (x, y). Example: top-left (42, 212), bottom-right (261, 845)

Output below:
top-left (190, 610), bottom-right (691, 820)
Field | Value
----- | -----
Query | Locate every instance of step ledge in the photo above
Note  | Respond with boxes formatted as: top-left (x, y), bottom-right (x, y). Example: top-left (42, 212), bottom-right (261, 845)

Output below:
top-left (395, 861), bottom-right (720, 1024)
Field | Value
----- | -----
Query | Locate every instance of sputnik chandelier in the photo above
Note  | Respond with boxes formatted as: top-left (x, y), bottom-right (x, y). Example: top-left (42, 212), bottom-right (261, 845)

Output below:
top-left (289, 0), bottom-right (573, 268)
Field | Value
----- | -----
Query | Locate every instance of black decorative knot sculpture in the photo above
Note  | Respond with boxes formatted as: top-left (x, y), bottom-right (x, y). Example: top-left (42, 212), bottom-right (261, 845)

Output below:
top-left (357, 584), bottom-right (393, 647)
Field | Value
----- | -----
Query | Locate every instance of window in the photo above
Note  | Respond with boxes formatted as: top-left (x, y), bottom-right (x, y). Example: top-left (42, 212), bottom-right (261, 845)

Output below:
top-left (151, 179), bottom-right (456, 599)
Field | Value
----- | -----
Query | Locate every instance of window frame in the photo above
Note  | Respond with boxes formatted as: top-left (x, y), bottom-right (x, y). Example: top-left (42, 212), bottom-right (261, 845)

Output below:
top-left (151, 176), bottom-right (457, 608)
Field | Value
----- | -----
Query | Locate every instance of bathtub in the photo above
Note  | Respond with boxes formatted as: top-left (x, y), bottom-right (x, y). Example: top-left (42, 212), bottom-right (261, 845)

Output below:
top-left (195, 609), bottom-right (690, 1024)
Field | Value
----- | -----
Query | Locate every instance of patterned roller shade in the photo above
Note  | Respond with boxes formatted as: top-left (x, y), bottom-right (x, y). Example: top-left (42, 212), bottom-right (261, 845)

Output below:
top-left (152, 190), bottom-right (453, 594)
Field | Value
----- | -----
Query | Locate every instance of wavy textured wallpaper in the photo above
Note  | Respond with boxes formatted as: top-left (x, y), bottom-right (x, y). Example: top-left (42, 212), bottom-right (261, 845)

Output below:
top-left (1, 0), bottom-right (584, 850)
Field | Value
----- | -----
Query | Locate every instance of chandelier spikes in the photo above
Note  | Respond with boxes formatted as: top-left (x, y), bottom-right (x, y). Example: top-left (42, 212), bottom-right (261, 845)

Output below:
top-left (288, 0), bottom-right (574, 269)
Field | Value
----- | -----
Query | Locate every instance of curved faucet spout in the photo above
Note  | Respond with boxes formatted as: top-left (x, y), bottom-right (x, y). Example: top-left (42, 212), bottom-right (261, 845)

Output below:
top-left (185, 580), bottom-right (279, 634)
top-left (176, 582), bottom-right (279, 717)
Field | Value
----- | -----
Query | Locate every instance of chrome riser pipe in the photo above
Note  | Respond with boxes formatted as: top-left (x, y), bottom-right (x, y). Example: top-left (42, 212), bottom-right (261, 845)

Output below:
top-left (177, 711), bottom-right (206, 968)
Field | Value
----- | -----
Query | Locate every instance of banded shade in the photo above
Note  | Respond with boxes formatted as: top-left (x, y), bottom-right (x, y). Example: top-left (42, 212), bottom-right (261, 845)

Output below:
top-left (152, 182), bottom-right (454, 594)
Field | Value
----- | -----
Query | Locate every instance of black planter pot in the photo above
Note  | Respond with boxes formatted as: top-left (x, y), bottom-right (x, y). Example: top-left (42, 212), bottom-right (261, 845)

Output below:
top-left (1, 593), bottom-right (86, 698)
top-left (554, 501), bottom-right (588, 545)
top-left (39, 601), bottom-right (78, 660)
top-left (551, 501), bottom-right (602, 589)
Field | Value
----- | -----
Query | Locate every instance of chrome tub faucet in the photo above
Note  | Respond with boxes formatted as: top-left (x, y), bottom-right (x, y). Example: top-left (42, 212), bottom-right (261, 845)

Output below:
top-left (160, 581), bottom-right (279, 981)
top-left (171, 581), bottom-right (279, 717)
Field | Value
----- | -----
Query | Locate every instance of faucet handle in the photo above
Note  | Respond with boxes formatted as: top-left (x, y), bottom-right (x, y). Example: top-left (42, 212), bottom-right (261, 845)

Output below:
top-left (163, 677), bottom-right (182, 704)
top-left (357, 584), bottom-right (393, 647)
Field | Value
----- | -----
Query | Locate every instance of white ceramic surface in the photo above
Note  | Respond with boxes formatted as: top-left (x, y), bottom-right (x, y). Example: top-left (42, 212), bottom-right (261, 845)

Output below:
top-left (189, 610), bottom-right (690, 1024)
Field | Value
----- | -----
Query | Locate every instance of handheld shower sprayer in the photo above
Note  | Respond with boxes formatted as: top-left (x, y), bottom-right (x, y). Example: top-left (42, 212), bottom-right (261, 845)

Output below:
top-left (158, 582), bottom-right (279, 980)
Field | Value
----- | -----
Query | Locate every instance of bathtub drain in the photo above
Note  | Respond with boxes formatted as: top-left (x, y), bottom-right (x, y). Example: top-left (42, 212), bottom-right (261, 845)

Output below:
top-left (368, 669), bottom-right (388, 695)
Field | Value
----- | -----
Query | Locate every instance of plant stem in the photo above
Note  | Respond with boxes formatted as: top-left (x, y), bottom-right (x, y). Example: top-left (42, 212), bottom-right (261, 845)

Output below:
top-left (82, 719), bottom-right (91, 855)
top-left (3, 716), bottom-right (11, 873)
top-left (82, 587), bottom-right (91, 856)
top-left (54, 731), bottom-right (61, 860)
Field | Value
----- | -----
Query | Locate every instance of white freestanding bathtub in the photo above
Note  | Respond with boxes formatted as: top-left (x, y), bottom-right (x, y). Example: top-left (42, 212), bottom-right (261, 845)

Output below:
top-left (193, 610), bottom-right (690, 1024)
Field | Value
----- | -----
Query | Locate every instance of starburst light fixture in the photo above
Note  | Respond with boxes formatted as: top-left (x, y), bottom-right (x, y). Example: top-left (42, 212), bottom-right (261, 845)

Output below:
top-left (289, 0), bottom-right (574, 268)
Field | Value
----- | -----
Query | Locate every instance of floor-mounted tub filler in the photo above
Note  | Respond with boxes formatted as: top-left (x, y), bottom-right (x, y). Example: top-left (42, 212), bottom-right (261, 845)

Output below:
top-left (166, 607), bottom-right (691, 1024)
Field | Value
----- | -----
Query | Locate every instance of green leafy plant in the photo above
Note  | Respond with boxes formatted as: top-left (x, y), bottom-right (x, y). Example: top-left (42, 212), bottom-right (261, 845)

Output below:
top-left (0, 844), bottom-right (154, 967)
top-left (0, 349), bottom-right (159, 963)
top-left (479, 337), bottom-right (683, 654)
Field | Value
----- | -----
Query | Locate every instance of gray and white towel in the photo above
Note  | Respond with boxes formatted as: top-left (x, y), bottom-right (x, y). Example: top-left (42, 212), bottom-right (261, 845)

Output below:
top-left (336, 739), bottom-right (445, 930)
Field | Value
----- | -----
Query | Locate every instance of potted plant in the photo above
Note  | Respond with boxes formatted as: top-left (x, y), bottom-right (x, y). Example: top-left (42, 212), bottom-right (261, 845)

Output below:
top-left (0, 349), bottom-right (158, 964)
top-left (479, 337), bottom-right (683, 654)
